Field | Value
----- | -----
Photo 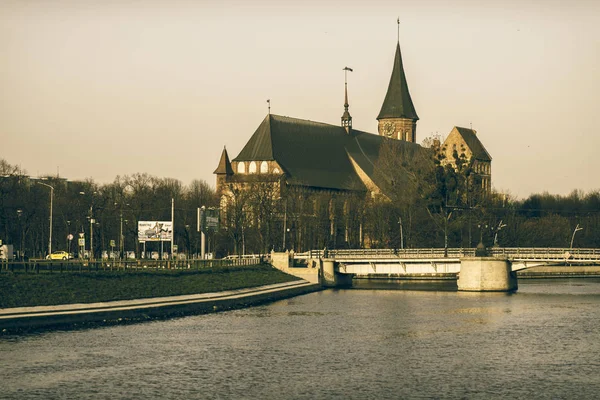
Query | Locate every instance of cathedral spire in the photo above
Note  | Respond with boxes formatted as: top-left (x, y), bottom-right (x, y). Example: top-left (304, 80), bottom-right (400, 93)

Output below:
top-left (341, 66), bottom-right (353, 133)
top-left (377, 22), bottom-right (419, 142)
top-left (377, 41), bottom-right (418, 121)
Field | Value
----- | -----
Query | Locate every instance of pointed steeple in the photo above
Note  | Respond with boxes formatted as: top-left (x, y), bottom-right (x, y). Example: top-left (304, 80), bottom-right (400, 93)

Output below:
top-left (213, 146), bottom-right (233, 175)
top-left (341, 67), bottom-right (353, 133)
top-left (377, 42), bottom-right (418, 121)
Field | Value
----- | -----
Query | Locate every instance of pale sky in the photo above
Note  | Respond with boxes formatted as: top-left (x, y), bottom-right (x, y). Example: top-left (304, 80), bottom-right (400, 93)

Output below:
top-left (1, 0), bottom-right (599, 199)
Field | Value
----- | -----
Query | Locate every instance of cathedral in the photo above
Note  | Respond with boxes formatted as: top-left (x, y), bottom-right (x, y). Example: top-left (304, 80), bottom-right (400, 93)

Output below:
top-left (214, 34), bottom-right (492, 205)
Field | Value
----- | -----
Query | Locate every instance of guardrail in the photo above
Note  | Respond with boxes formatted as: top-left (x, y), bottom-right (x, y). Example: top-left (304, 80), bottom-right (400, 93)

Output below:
top-left (0, 257), bottom-right (262, 274)
top-left (295, 248), bottom-right (600, 261)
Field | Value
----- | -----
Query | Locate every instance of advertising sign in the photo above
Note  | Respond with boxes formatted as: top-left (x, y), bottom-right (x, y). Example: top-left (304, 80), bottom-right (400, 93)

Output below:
top-left (138, 221), bottom-right (173, 242)
top-left (200, 208), bottom-right (220, 233)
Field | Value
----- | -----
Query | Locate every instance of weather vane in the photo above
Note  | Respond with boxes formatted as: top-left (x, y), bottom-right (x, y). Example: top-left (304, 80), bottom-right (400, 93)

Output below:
top-left (267, 99), bottom-right (270, 115)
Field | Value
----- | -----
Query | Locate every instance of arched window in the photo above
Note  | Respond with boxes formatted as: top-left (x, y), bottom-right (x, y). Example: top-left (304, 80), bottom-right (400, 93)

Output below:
top-left (260, 161), bottom-right (268, 174)
top-left (273, 167), bottom-right (280, 174)
top-left (237, 162), bottom-right (245, 174)
top-left (249, 161), bottom-right (257, 174)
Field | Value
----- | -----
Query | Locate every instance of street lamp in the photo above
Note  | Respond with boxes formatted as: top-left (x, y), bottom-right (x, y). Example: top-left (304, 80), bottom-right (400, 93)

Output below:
top-left (37, 181), bottom-right (54, 256)
top-left (398, 217), bottom-right (404, 250)
top-left (80, 191), bottom-right (96, 259)
top-left (570, 224), bottom-right (583, 249)
top-left (16, 209), bottom-right (23, 260)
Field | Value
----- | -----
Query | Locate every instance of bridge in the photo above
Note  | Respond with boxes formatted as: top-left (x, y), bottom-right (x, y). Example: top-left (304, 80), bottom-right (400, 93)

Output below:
top-left (283, 248), bottom-right (600, 292)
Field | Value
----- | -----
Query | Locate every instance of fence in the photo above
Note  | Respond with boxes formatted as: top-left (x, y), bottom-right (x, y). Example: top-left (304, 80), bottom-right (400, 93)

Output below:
top-left (0, 257), bottom-right (263, 274)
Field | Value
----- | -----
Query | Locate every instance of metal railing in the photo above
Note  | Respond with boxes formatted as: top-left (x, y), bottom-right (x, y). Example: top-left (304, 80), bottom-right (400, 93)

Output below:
top-left (295, 248), bottom-right (600, 261)
top-left (0, 257), bottom-right (262, 274)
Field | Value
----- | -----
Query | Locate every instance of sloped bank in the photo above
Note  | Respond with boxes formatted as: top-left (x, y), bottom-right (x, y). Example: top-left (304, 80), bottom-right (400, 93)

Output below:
top-left (0, 280), bottom-right (321, 333)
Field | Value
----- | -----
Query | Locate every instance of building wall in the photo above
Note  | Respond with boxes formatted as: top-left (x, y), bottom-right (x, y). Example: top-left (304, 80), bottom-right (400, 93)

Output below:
top-left (377, 118), bottom-right (417, 143)
top-left (439, 128), bottom-right (492, 193)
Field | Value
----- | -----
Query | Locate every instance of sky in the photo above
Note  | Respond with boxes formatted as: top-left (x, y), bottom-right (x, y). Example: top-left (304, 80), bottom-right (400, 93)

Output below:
top-left (1, 0), bottom-right (599, 199)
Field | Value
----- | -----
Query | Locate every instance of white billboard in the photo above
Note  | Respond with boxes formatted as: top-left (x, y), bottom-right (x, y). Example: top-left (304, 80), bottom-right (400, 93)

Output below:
top-left (138, 221), bottom-right (173, 242)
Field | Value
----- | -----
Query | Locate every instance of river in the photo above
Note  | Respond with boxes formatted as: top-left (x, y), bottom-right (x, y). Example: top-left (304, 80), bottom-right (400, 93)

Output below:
top-left (1, 279), bottom-right (600, 399)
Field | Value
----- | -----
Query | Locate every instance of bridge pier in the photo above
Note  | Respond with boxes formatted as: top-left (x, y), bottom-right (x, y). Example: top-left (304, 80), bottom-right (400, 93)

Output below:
top-left (321, 259), bottom-right (352, 288)
top-left (457, 257), bottom-right (517, 292)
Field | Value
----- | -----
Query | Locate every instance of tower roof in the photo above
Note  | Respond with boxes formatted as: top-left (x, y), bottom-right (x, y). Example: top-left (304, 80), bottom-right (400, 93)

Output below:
top-left (377, 42), bottom-right (419, 121)
top-left (453, 126), bottom-right (492, 162)
top-left (213, 147), bottom-right (234, 175)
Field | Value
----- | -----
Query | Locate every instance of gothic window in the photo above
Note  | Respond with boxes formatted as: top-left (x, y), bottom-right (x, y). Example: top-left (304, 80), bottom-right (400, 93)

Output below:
top-left (260, 161), bottom-right (268, 174)
top-left (249, 161), bottom-right (257, 174)
top-left (237, 162), bottom-right (245, 174)
top-left (273, 167), bottom-right (281, 174)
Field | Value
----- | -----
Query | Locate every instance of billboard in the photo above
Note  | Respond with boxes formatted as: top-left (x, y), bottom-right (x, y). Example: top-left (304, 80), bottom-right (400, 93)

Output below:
top-left (199, 208), bottom-right (219, 233)
top-left (138, 221), bottom-right (173, 242)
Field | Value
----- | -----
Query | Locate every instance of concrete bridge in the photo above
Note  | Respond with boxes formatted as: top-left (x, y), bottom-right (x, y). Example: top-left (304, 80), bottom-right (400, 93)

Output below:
top-left (274, 248), bottom-right (600, 292)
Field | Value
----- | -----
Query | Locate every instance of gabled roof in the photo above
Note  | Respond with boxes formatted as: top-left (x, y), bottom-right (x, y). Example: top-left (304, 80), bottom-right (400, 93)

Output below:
top-left (454, 127), bottom-right (492, 162)
top-left (232, 114), bottom-right (424, 193)
top-left (214, 147), bottom-right (233, 175)
top-left (233, 114), bottom-right (366, 191)
top-left (377, 42), bottom-right (419, 121)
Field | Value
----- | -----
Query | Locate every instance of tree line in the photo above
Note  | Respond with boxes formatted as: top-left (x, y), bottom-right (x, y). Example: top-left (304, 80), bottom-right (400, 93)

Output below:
top-left (1, 156), bottom-right (599, 259)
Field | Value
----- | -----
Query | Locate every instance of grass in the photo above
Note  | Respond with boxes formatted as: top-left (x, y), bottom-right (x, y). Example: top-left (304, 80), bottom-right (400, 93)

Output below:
top-left (0, 264), bottom-right (300, 308)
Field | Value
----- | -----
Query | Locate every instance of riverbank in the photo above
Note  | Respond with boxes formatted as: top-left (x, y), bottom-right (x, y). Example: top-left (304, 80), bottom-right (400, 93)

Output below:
top-left (0, 280), bottom-right (321, 333)
top-left (0, 263), bottom-right (299, 308)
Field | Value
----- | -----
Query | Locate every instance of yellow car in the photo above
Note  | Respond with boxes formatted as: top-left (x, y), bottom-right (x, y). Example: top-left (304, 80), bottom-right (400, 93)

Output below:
top-left (46, 251), bottom-right (72, 260)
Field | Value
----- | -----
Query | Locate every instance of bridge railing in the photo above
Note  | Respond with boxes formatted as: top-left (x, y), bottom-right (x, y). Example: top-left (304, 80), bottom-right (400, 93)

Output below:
top-left (296, 248), bottom-right (600, 261)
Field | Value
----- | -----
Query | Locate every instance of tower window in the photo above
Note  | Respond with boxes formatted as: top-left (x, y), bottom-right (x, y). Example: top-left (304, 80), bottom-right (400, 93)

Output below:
top-left (249, 161), bottom-right (257, 174)
top-left (237, 162), bottom-right (246, 174)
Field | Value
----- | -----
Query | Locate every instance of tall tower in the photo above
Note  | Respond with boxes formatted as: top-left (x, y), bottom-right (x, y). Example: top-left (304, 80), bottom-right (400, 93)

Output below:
top-left (377, 24), bottom-right (419, 142)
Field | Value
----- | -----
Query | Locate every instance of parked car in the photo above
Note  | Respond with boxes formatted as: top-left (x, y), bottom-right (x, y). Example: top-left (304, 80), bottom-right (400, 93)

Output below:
top-left (46, 251), bottom-right (72, 260)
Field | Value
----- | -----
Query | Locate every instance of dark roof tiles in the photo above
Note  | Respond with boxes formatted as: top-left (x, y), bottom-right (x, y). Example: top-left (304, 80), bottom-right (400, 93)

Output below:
top-left (377, 42), bottom-right (419, 121)
top-left (454, 127), bottom-right (492, 162)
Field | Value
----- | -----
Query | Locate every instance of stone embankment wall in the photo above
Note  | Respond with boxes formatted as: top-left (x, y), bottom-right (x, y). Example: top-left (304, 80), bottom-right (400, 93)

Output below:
top-left (270, 251), bottom-right (321, 284)
top-left (0, 280), bottom-right (321, 333)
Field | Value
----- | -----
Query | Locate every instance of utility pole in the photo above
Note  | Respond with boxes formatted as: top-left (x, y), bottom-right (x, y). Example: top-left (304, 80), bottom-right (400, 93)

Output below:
top-left (37, 182), bottom-right (54, 256)
top-left (120, 208), bottom-right (124, 259)
top-left (171, 198), bottom-right (174, 259)
top-left (398, 217), bottom-right (404, 250)
top-left (90, 205), bottom-right (94, 260)
top-left (200, 206), bottom-right (206, 260)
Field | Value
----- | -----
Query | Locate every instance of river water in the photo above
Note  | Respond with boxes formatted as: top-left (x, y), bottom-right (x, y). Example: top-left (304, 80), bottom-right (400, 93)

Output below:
top-left (1, 279), bottom-right (600, 399)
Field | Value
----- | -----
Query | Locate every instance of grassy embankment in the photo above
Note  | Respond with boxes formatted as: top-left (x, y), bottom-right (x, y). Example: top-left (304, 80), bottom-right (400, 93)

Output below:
top-left (0, 263), bottom-right (300, 309)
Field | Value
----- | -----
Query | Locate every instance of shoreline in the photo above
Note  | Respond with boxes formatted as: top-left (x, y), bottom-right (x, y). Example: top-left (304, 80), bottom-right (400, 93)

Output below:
top-left (0, 280), bottom-right (322, 334)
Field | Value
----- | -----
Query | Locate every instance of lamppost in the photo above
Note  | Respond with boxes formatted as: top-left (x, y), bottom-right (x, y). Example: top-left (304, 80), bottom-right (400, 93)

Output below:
top-left (37, 181), bottom-right (54, 256)
top-left (80, 191), bottom-right (96, 259)
top-left (476, 223), bottom-right (489, 256)
top-left (16, 209), bottom-right (23, 260)
top-left (398, 217), bottom-right (404, 250)
top-left (570, 224), bottom-right (583, 249)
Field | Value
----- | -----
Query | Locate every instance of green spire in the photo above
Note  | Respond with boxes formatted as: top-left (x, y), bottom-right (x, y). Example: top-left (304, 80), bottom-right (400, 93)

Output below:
top-left (377, 42), bottom-right (419, 121)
